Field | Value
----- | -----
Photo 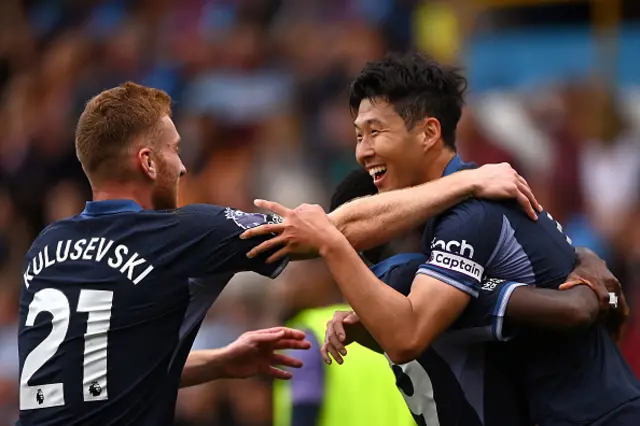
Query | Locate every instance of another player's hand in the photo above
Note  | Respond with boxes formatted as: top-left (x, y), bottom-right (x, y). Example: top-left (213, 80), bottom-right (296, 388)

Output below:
top-left (561, 247), bottom-right (629, 341)
top-left (221, 327), bottom-right (311, 380)
top-left (469, 163), bottom-right (542, 221)
top-left (321, 311), bottom-right (360, 365)
top-left (241, 200), bottom-right (344, 263)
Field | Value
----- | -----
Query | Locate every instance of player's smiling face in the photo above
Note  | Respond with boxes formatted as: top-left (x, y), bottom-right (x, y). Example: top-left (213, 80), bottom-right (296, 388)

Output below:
top-left (149, 115), bottom-right (186, 209)
top-left (354, 98), bottom-right (428, 192)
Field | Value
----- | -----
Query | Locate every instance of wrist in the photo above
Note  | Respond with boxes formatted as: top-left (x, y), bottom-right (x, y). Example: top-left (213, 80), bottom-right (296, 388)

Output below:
top-left (452, 170), bottom-right (478, 200)
top-left (319, 229), bottom-right (350, 259)
top-left (209, 347), bottom-right (234, 380)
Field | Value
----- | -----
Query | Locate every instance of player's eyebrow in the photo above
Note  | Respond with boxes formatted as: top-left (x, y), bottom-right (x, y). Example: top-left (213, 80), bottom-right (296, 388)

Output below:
top-left (354, 118), bottom-right (384, 129)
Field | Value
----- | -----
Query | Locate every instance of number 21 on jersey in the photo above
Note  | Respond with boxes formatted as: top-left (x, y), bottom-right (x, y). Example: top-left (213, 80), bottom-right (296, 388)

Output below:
top-left (20, 288), bottom-right (113, 410)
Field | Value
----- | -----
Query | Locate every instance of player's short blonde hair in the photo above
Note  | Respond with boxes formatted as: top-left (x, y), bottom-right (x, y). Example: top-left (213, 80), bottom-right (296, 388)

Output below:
top-left (75, 82), bottom-right (172, 184)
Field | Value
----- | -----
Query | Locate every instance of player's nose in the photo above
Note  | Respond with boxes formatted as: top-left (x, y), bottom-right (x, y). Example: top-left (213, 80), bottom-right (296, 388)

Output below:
top-left (355, 139), bottom-right (375, 167)
top-left (179, 163), bottom-right (187, 177)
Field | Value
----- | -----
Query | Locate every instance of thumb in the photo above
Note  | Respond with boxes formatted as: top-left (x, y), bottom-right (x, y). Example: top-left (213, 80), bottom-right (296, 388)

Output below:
top-left (343, 314), bottom-right (360, 325)
top-left (559, 280), bottom-right (585, 291)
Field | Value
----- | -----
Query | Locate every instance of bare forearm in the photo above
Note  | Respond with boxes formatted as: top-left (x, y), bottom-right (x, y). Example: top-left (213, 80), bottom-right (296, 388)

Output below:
top-left (506, 286), bottom-right (598, 330)
top-left (180, 349), bottom-right (230, 388)
top-left (320, 234), bottom-right (417, 357)
top-left (327, 172), bottom-right (474, 251)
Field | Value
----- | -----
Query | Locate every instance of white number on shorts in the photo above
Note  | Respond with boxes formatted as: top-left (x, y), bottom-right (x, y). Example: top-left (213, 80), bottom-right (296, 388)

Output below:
top-left (20, 289), bottom-right (114, 410)
top-left (386, 355), bottom-right (441, 426)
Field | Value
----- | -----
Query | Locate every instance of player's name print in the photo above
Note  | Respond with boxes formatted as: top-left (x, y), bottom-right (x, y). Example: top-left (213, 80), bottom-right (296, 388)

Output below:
top-left (23, 238), bottom-right (154, 287)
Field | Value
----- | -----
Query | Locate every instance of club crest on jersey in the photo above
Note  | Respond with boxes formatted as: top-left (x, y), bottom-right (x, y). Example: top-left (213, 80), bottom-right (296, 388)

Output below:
top-left (225, 208), bottom-right (283, 230)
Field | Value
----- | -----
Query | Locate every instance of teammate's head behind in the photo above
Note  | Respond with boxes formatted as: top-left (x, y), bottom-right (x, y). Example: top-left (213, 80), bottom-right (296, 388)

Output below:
top-left (75, 82), bottom-right (186, 210)
top-left (329, 169), bottom-right (389, 265)
top-left (349, 52), bottom-right (467, 192)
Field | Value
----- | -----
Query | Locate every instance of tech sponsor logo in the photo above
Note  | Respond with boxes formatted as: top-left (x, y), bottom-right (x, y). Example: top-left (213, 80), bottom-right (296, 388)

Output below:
top-left (430, 238), bottom-right (475, 258)
top-left (428, 250), bottom-right (484, 282)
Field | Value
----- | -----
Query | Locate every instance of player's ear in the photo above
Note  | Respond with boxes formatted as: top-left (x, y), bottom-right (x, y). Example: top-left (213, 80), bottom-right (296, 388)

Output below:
top-left (417, 117), bottom-right (441, 152)
top-left (138, 147), bottom-right (157, 181)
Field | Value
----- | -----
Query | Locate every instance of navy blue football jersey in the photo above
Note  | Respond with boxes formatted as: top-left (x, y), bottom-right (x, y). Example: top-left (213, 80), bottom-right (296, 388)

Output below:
top-left (17, 200), bottom-right (288, 426)
top-left (372, 253), bottom-right (528, 426)
top-left (419, 156), bottom-right (640, 425)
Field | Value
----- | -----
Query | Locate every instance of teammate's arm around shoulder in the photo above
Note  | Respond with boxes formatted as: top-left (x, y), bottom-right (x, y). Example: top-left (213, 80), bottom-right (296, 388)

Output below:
top-left (327, 163), bottom-right (541, 251)
top-left (239, 164), bottom-right (541, 259)
top-left (172, 204), bottom-right (289, 278)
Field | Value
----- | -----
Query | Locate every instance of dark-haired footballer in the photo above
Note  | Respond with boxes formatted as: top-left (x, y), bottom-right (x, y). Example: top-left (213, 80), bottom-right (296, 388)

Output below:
top-left (323, 169), bottom-right (628, 426)
top-left (18, 82), bottom-right (539, 426)
top-left (243, 52), bottom-right (640, 425)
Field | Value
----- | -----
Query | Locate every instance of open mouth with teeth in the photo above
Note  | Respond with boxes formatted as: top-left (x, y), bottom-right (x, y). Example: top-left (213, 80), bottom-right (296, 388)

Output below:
top-left (368, 166), bottom-right (387, 184)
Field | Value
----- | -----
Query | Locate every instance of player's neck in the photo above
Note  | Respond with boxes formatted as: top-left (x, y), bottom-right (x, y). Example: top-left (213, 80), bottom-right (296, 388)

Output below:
top-left (423, 148), bottom-right (456, 183)
top-left (92, 183), bottom-right (154, 210)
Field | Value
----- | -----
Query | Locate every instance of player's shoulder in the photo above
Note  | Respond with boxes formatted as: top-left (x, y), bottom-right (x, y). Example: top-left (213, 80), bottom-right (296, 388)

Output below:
top-left (442, 197), bottom-right (515, 219)
top-left (29, 216), bottom-right (79, 246)
top-left (174, 203), bottom-right (225, 216)
top-left (434, 199), bottom-right (507, 234)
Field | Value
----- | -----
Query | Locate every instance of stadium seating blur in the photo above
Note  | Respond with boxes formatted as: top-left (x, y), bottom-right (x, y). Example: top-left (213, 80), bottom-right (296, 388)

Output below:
top-left (1, 0), bottom-right (639, 424)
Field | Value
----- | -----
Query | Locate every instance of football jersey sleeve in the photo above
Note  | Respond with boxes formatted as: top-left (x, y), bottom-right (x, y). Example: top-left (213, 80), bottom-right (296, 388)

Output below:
top-left (418, 200), bottom-right (502, 298)
top-left (451, 278), bottom-right (526, 341)
top-left (168, 204), bottom-right (288, 278)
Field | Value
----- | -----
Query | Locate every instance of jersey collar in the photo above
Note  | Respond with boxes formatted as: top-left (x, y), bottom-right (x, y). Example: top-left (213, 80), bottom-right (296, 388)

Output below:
top-left (443, 155), bottom-right (464, 176)
top-left (81, 199), bottom-right (143, 216)
top-left (442, 154), bottom-right (477, 177)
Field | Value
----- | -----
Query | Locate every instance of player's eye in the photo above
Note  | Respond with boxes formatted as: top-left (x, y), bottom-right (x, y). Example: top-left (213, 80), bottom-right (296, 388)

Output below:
top-left (370, 129), bottom-right (380, 136)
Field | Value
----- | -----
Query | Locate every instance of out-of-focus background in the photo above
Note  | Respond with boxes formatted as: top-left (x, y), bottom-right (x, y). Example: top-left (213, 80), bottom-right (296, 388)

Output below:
top-left (1, 0), bottom-right (640, 424)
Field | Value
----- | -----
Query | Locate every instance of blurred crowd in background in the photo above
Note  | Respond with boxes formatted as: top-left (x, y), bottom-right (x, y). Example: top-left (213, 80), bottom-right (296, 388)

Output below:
top-left (1, 0), bottom-right (640, 425)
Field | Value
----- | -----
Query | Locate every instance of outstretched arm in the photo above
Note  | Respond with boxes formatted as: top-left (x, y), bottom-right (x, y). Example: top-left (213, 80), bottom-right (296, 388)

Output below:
top-left (180, 327), bottom-right (311, 388)
top-left (241, 163), bottom-right (541, 261)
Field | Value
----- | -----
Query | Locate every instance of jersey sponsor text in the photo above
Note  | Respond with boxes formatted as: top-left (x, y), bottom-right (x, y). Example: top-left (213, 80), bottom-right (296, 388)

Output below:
top-left (431, 239), bottom-right (475, 258)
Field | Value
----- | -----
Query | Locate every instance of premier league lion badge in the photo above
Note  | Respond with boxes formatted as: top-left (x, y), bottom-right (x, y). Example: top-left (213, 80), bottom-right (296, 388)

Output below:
top-left (225, 207), bottom-right (283, 230)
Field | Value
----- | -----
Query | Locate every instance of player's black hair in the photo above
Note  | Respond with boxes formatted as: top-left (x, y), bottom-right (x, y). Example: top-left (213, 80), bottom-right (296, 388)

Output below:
top-left (329, 168), bottom-right (378, 212)
top-left (348, 52), bottom-right (467, 149)
top-left (329, 169), bottom-right (387, 265)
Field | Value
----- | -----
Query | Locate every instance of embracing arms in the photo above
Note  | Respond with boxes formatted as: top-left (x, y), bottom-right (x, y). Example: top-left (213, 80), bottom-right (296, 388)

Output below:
top-left (321, 247), bottom-right (627, 364)
top-left (327, 164), bottom-right (540, 252)
top-left (241, 163), bottom-right (541, 261)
